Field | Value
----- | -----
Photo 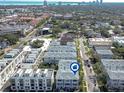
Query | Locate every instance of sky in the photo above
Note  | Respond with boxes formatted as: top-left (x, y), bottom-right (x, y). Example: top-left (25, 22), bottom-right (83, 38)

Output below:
top-left (2, 0), bottom-right (124, 2)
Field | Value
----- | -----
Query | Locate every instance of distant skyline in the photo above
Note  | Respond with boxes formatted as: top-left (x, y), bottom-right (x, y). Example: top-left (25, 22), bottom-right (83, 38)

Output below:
top-left (2, 0), bottom-right (124, 3)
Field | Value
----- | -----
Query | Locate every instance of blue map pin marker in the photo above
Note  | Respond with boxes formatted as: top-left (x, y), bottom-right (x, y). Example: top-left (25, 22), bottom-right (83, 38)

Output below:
top-left (70, 62), bottom-right (80, 75)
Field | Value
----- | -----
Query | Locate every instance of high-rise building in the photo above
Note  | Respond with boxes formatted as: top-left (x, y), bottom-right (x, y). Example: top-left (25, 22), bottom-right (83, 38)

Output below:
top-left (58, 1), bottom-right (62, 6)
top-left (43, 0), bottom-right (47, 6)
top-left (100, 0), bottom-right (103, 4)
top-left (96, 0), bottom-right (99, 4)
top-left (96, 0), bottom-right (103, 4)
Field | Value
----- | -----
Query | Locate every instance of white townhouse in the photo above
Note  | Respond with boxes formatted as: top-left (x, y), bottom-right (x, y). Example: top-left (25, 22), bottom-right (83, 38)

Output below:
top-left (101, 59), bottom-right (124, 91)
top-left (95, 49), bottom-right (113, 59)
top-left (43, 52), bottom-right (77, 64)
top-left (112, 36), bottom-right (124, 47)
top-left (43, 41), bottom-right (77, 64)
top-left (10, 69), bottom-right (54, 92)
top-left (56, 60), bottom-right (79, 92)
top-left (88, 38), bottom-right (112, 48)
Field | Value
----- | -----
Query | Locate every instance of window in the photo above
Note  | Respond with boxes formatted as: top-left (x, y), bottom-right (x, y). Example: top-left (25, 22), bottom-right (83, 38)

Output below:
top-left (12, 87), bottom-right (15, 89)
top-left (58, 79), bottom-right (62, 82)
top-left (73, 84), bottom-right (78, 86)
top-left (12, 84), bottom-right (15, 86)
top-left (39, 87), bottom-right (42, 89)
top-left (65, 83), bottom-right (70, 85)
top-left (73, 80), bottom-right (77, 82)
top-left (20, 84), bottom-right (23, 86)
top-left (47, 88), bottom-right (51, 90)
top-left (31, 87), bottom-right (34, 89)
top-left (57, 83), bottom-right (62, 85)
top-left (31, 84), bottom-right (34, 86)
top-left (39, 84), bottom-right (42, 86)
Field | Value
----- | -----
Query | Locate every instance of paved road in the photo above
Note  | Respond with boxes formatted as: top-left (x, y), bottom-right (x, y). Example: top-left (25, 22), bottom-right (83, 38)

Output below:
top-left (79, 38), bottom-right (100, 92)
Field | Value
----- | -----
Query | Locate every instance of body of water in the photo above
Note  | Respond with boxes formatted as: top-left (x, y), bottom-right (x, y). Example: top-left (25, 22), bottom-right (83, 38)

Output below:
top-left (0, 1), bottom-right (124, 6)
top-left (0, 1), bottom-right (86, 6)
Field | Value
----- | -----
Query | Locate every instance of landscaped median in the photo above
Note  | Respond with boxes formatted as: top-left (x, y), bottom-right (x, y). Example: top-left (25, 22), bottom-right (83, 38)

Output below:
top-left (75, 39), bottom-right (87, 92)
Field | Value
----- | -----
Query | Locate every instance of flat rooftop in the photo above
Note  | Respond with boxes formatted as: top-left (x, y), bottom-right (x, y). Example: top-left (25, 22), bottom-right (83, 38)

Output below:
top-left (101, 59), bottom-right (124, 71)
top-left (43, 52), bottom-right (77, 58)
top-left (96, 49), bottom-right (113, 55)
top-left (107, 71), bottom-right (124, 80)
top-left (89, 38), bottom-right (112, 42)
top-left (12, 69), bottom-right (54, 78)
top-left (56, 60), bottom-right (79, 80)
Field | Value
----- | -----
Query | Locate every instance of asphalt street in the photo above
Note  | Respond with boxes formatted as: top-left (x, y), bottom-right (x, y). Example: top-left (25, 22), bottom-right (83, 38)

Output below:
top-left (79, 38), bottom-right (100, 92)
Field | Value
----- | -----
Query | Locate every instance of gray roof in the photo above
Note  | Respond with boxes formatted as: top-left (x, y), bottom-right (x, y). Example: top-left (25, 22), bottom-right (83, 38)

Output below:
top-left (12, 69), bottom-right (54, 79)
top-left (4, 49), bottom-right (20, 58)
top-left (44, 52), bottom-right (77, 58)
top-left (101, 59), bottom-right (124, 81)
top-left (107, 71), bottom-right (124, 80)
top-left (94, 46), bottom-right (110, 50)
top-left (56, 60), bottom-right (79, 80)
top-left (56, 70), bottom-right (79, 80)
top-left (58, 60), bottom-right (77, 70)
top-left (96, 49), bottom-right (113, 55)
top-left (28, 54), bottom-right (37, 58)
top-left (25, 58), bottom-right (36, 63)
top-left (4, 53), bottom-right (16, 58)
top-left (47, 46), bottom-right (76, 52)
top-left (23, 48), bottom-right (40, 63)
top-left (0, 59), bottom-right (11, 63)
top-left (0, 59), bottom-right (13, 71)
top-left (49, 41), bottom-right (60, 46)
top-left (30, 51), bottom-right (39, 54)
top-left (101, 59), bottom-right (124, 66)
top-left (101, 59), bottom-right (124, 71)
top-left (40, 69), bottom-right (54, 78)
top-left (31, 48), bottom-right (41, 52)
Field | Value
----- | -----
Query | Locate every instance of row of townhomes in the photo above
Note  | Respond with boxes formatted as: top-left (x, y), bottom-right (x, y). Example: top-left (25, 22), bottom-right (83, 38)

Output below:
top-left (11, 69), bottom-right (54, 92)
top-left (0, 46), bottom-right (42, 91)
top-left (43, 41), bottom-right (77, 64)
top-left (8, 39), bottom-right (79, 92)
top-left (44, 40), bottom-right (79, 92)
top-left (88, 37), bottom-right (124, 91)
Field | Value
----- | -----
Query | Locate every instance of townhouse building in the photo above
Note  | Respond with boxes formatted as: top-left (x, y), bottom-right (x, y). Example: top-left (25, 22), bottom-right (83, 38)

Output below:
top-left (10, 69), bottom-right (54, 92)
top-left (101, 59), bottom-right (124, 91)
top-left (95, 49), bottom-right (113, 59)
top-left (43, 52), bottom-right (77, 64)
top-left (56, 60), bottom-right (79, 91)
top-left (112, 36), bottom-right (124, 47)
top-left (88, 38), bottom-right (112, 48)
top-left (43, 41), bottom-right (77, 64)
